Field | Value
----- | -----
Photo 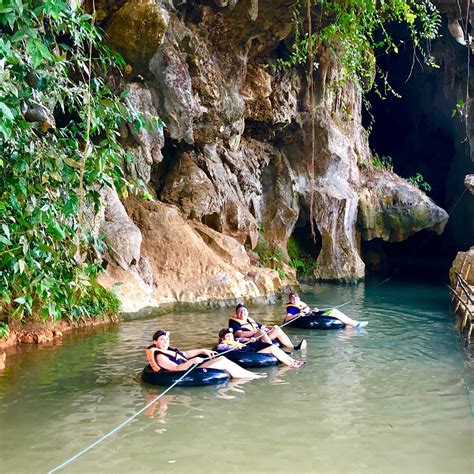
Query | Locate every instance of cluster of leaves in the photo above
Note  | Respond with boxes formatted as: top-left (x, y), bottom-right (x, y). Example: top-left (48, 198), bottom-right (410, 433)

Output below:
top-left (81, 281), bottom-right (121, 319)
top-left (372, 153), bottom-right (394, 172)
top-left (274, 0), bottom-right (441, 92)
top-left (0, 321), bottom-right (9, 340)
top-left (274, 8), bottom-right (319, 73)
top-left (0, 1), bottom-right (162, 322)
top-left (254, 237), bottom-right (287, 280)
top-left (287, 236), bottom-right (317, 279)
top-left (406, 172), bottom-right (431, 192)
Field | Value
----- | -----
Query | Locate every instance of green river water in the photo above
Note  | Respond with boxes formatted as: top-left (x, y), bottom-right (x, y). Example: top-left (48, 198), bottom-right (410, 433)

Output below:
top-left (0, 281), bottom-right (472, 473)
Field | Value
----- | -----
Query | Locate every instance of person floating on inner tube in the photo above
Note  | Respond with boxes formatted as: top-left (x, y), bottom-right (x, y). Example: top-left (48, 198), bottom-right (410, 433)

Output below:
top-left (285, 292), bottom-right (368, 328)
top-left (146, 330), bottom-right (265, 379)
top-left (229, 303), bottom-right (307, 350)
top-left (217, 328), bottom-right (305, 368)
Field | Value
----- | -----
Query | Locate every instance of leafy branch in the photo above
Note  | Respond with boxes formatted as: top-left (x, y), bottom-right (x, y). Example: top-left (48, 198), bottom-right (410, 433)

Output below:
top-left (0, 0), bottom-right (162, 322)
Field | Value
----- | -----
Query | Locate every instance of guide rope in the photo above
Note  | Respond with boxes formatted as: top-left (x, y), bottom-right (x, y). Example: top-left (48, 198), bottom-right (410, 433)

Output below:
top-left (47, 363), bottom-right (199, 473)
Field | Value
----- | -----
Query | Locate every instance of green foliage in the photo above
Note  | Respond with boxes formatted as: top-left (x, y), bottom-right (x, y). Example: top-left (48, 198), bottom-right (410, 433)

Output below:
top-left (273, 9), bottom-right (319, 73)
top-left (79, 282), bottom-right (121, 319)
top-left (0, 321), bottom-right (9, 340)
top-left (274, 0), bottom-right (441, 92)
top-left (254, 238), bottom-right (287, 279)
top-left (287, 236), bottom-right (317, 279)
top-left (0, 1), bottom-right (162, 322)
top-left (372, 153), bottom-right (394, 172)
top-left (406, 173), bottom-right (431, 192)
top-left (451, 99), bottom-right (465, 118)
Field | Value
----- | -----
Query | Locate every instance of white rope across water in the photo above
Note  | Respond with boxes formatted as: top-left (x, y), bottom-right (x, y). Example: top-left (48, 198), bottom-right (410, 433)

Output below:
top-left (48, 278), bottom-right (394, 472)
top-left (47, 363), bottom-right (200, 473)
top-left (46, 316), bottom-right (302, 473)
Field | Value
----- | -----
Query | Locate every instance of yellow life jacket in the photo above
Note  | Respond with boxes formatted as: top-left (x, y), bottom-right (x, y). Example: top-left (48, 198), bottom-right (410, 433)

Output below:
top-left (221, 339), bottom-right (245, 348)
top-left (229, 317), bottom-right (258, 332)
top-left (285, 302), bottom-right (309, 312)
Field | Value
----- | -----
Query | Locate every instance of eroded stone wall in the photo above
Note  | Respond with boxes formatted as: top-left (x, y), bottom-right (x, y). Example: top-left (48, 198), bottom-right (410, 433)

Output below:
top-left (89, 0), bottom-right (450, 312)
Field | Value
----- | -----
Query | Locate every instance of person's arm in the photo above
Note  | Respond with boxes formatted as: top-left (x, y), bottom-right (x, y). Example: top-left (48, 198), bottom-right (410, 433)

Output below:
top-left (299, 300), bottom-right (313, 313)
top-left (183, 348), bottom-right (216, 359)
top-left (156, 354), bottom-right (203, 371)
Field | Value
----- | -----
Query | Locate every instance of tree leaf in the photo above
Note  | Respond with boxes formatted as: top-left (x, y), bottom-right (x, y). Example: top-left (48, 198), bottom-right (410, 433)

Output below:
top-left (0, 102), bottom-right (14, 120)
top-left (64, 158), bottom-right (82, 169)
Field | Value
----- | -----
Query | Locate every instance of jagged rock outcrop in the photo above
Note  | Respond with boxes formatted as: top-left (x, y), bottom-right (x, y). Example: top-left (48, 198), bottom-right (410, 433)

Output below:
top-left (123, 83), bottom-right (165, 183)
top-left (358, 169), bottom-right (449, 242)
top-left (91, 0), bottom-right (453, 311)
top-left (104, 0), bottom-right (169, 75)
top-left (100, 187), bottom-right (142, 270)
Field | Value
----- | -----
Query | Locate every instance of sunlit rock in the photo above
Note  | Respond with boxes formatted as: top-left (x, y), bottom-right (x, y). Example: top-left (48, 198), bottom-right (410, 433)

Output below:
top-left (104, 0), bottom-right (169, 75)
top-left (100, 187), bottom-right (142, 270)
top-left (465, 174), bottom-right (474, 195)
top-left (358, 169), bottom-right (449, 242)
top-left (99, 198), bottom-right (280, 314)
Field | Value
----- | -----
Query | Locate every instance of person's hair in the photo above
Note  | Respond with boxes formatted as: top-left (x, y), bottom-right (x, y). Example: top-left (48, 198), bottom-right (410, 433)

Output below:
top-left (235, 303), bottom-right (247, 312)
top-left (153, 329), bottom-right (168, 341)
top-left (218, 327), bottom-right (233, 342)
top-left (289, 292), bottom-right (299, 298)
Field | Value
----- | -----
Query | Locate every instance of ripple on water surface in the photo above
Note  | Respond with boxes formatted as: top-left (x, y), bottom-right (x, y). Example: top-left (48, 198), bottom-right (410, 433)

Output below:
top-left (0, 281), bottom-right (472, 474)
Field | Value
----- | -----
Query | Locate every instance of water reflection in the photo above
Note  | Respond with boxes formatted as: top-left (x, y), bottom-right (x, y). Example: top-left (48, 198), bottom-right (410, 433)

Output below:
top-left (0, 281), bottom-right (472, 474)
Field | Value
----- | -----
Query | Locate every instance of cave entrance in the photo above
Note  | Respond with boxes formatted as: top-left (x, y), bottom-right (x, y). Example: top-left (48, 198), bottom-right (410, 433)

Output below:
top-left (362, 231), bottom-right (451, 284)
top-left (362, 23), bottom-right (472, 281)
top-left (289, 208), bottom-right (322, 279)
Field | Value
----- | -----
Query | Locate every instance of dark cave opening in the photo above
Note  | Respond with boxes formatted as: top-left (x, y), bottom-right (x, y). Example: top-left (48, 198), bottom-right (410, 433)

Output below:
top-left (289, 205), bottom-right (322, 279)
top-left (362, 231), bottom-right (451, 284)
top-left (362, 23), bottom-right (473, 282)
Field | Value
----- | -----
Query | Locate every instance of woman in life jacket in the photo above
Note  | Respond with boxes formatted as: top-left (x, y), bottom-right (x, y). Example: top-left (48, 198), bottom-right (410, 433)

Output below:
top-left (217, 328), bottom-right (305, 368)
top-left (146, 330), bottom-right (264, 379)
top-left (229, 304), bottom-right (307, 351)
top-left (285, 292), bottom-right (368, 328)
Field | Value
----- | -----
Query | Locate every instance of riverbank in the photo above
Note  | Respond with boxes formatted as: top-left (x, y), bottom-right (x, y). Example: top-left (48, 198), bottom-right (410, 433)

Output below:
top-left (0, 315), bottom-right (119, 368)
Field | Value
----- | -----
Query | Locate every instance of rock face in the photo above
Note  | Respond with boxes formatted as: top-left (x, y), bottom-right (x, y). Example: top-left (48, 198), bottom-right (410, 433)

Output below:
top-left (100, 197), bottom-right (280, 313)
top-left (93, 0), bottom-right (452, 312)
top-left (358, 169), bottom-right (449, 242)
top-left (449, 247), bottom-right (474, 292)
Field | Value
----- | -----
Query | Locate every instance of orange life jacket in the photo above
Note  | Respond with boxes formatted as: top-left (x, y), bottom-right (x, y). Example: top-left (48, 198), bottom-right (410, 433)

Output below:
top-left (145, 345), bottom-right (161, 372)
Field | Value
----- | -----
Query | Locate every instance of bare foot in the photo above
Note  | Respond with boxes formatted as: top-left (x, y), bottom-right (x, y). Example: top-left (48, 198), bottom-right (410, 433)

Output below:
top-left (289, 360), bottom-right (306, 368)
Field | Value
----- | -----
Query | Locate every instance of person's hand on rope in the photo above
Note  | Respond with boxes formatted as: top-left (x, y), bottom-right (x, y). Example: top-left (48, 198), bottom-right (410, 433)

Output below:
top-left (201, 349), bottom-right (217, 359)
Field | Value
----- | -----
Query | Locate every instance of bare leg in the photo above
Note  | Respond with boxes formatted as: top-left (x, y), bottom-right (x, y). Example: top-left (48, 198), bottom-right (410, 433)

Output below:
top-left (200, 357), bottom-right (264, 379)
top-left (266, 326), bottom-right (295, 349)
top-left (258, 346), bottom-right (297, 366)
top-left (328, 309), bottom-right (367, 328)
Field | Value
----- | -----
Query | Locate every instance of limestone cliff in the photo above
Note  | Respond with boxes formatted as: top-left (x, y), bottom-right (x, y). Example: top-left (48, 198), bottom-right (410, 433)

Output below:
top-left (86, 0), bottom-right (452, 313)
